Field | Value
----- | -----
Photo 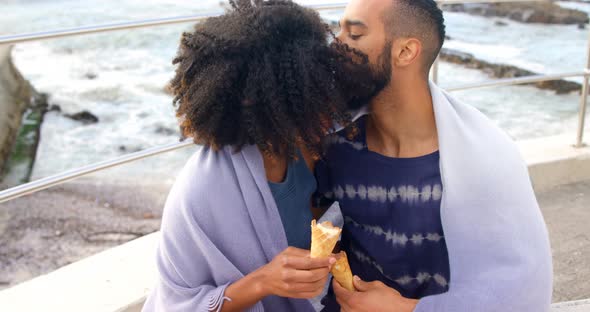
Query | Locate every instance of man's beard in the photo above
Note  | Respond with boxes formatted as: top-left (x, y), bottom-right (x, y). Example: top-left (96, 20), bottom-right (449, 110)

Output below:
top-left (336, 40), bottom-right (393, 110)
top-left (370, 39), bottom-right (393, 97)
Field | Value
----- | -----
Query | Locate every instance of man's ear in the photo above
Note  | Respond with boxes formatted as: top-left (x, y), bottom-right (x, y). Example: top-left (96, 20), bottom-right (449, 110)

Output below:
top-left (393, 38), bottom-right (422, 68)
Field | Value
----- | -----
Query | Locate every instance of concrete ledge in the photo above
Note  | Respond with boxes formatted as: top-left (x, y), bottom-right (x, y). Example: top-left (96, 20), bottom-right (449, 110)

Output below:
top-left (551, 299), bottom-right (590, 312)
top-left (518, 134), bottom-right (590, 193)
top-left (0, 233), bottom-right (158, 312)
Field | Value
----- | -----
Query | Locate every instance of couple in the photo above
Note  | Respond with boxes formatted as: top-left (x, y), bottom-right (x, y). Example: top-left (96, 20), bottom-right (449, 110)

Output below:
top-left (143, 0), bottom-right (553, 311)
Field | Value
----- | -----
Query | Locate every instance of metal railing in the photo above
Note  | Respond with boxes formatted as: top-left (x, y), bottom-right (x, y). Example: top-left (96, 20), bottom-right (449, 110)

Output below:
top-left (0, 0), bottom-right (545, 45)
top-left (0, 141), bottom-right (193, 203)
top-left (0, 0), bottom-right (589, 204)
top-left (0, 3), bottom-right (349, 45)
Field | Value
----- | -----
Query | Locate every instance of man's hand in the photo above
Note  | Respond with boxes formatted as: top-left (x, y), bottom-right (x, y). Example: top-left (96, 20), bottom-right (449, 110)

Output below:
top-left (333, 275), bottom-right (418, 312)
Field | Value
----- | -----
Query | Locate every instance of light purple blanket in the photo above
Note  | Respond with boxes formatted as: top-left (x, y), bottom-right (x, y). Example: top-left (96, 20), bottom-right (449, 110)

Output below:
top-left (142, 144), bottom-right (314, 311)
top-left (413, 82), bottom-right (552, 311)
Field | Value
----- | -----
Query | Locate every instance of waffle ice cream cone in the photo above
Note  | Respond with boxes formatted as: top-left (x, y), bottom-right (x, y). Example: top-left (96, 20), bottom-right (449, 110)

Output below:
top-left (310, 219), bottom-right (341, 258)
top-left (331, 251), bottom-right (355, 291)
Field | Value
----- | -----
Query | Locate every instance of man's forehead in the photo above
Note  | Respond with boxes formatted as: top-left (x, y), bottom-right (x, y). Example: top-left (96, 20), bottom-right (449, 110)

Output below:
top-left (343, 0), bottom-right (391, 26)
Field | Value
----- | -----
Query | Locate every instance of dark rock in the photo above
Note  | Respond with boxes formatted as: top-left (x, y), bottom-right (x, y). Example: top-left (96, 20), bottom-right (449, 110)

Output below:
top-left (443, 2), bottom-right (589, 25)
top-left (155, 126), bottom-right (176, 136)
top-left (445, 35), bottom-right (452, 40)
top-left (579, 23), bottom-right (587, 30)
top-left (60, 47), bottom-right (74, 54)
top-left (84, 72), bottom-right (98, 80)
top-left (118, 145), bottom-right (143, 153)
top-left (440, 48), bottom-right (582, 94)
top-left (48, 104), bottom-right (61, 113)
top-left (65, 111), bottom-right (99, 125)
top-left (495, 20), bottom-right (508, 26)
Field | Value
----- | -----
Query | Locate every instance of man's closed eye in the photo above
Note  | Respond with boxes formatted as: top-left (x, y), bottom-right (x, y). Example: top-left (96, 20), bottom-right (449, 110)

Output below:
top-left (349, 34), bottom-right (362, 40)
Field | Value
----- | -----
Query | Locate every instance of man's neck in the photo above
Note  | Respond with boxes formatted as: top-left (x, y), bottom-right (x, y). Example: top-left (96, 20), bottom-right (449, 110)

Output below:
top-left (366, 77), bottom-right (439, 158)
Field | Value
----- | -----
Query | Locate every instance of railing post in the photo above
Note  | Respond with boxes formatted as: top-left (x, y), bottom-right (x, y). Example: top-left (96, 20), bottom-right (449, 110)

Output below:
top-left (432, 56), bottom-right (440, 84)
top-left (576, 29), bottom-right (590, 148)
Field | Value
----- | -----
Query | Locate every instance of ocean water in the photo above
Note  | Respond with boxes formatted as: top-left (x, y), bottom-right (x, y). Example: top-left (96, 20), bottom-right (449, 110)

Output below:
top-left (0, 0), bottom-right (589, 181)
top-left (558, 0), bottom-right (590, 14)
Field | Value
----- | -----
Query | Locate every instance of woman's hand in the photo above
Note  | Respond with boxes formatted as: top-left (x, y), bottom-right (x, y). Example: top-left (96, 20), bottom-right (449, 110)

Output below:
top-left (220, 247), bottom-right (335, 311)
top-left (257, 246), bottom-right (336, 299)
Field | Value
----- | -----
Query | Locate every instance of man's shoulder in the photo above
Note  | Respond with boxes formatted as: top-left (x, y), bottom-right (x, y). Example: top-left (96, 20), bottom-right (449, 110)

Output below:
top-left (442, 91), bottom-right (526, 174)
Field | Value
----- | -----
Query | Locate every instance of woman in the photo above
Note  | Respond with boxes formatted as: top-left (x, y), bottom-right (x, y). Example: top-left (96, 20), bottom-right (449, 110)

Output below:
top-left (142, 1), bottom-right (375, 311)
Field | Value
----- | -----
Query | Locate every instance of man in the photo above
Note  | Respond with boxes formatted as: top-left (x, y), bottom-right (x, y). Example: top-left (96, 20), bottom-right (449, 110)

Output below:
top-left (313, 0), bottom-right (553, 311)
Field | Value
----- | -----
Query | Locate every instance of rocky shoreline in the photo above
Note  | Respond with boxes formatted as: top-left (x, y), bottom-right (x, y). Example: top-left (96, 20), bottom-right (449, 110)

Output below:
top-left (442, 1), bottom-right (589, 25)
top-left (0, 46), bottom-right (48, 190)
top-left (0, 46), bottom-right (106, 190)
top-left (440, 48), bottom-right (582, 94)
top-left (326, 18), bottom-right (584, 95)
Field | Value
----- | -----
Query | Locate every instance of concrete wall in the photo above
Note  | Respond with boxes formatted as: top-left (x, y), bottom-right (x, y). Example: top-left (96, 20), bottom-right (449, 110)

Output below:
top-left (0, 45), bottom-right (33, 182)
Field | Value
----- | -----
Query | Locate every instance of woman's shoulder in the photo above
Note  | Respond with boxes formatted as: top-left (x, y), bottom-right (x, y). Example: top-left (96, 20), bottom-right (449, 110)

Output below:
top-left (178, 145), bottom-right (235, 183)
top-left (161, 145), bottom-right (250, 229)
top-left (166, 146), bottom-right (238, 207)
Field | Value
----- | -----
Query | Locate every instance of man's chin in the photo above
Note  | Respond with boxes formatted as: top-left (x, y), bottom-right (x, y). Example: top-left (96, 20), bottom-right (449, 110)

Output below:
top-left (347, 81), bottom-right (387, 110)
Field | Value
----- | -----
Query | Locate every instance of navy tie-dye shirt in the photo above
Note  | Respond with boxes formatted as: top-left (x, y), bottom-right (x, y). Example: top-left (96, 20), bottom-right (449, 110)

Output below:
top-left (314, 116), bottom-right (450, 309)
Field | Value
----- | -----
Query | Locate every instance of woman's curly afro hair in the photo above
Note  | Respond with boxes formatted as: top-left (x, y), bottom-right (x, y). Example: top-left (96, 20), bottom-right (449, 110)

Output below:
top-left (170, 0), bottom-right (377, 159)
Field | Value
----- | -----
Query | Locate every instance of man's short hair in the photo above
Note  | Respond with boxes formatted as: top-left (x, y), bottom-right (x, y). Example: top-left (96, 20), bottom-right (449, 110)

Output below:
top-left (382, 0), bottom-right (446, 75)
